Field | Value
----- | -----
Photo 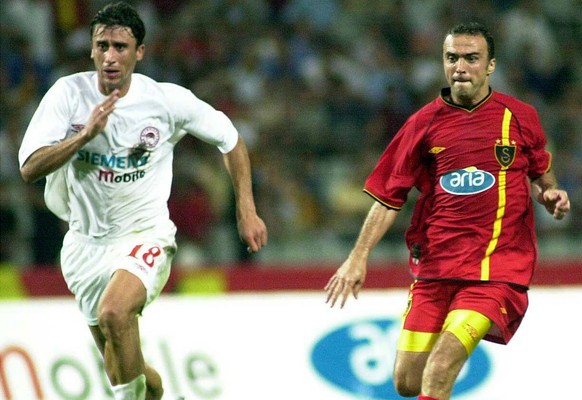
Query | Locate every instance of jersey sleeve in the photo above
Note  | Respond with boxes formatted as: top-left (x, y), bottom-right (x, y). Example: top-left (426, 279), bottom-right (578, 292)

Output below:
top-left (364, 114), bottom-right (427, 209)
top-left (18, 77), bottom-right (75, 167)
top-left (519, 104), bottom-right (551, 179)
top-left (162, 83), bottom-right (239, 154)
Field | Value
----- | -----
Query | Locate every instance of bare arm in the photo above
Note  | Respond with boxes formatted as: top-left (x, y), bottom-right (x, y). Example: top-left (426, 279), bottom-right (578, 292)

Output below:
top-left (325, 201), bottom-right (399, 308)
top-left (531, 170), bottom-right (570, 220)
top-left (20, 90), bottom-right (120, 183)
top-left (222, 135), bottom-right (267, 252)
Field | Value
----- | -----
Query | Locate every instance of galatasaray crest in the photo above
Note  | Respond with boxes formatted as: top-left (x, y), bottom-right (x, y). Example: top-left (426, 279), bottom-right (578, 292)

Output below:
top-left (494, 140), bottom-right (516, 168)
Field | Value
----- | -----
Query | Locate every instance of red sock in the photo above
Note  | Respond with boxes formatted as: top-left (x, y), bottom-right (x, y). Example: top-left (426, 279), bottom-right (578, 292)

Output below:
top-left (418, 396), bottom-right (440, 400)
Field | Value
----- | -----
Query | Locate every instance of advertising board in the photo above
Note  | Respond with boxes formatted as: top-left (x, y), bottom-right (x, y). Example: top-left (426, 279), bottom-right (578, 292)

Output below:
top-left (1, 288), bottom-right (580, 399)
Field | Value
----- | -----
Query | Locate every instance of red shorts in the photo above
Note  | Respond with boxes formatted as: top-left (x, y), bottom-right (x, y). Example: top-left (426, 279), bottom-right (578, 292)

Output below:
top-left (402, 279), bottom-right (529, 344)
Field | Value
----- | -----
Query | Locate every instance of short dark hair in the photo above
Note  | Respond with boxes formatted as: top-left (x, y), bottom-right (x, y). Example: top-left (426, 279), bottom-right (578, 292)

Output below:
top-left (90, 1), bottom-right (145, 46)
top-left (447, 22), bottom-right (495, 60)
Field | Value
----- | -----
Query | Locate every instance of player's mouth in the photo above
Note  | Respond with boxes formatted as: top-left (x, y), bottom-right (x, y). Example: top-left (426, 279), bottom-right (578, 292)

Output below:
top-left (103, 68), bottom-right (121, 79)
top-left (453, 76), bottom-right (471, 84)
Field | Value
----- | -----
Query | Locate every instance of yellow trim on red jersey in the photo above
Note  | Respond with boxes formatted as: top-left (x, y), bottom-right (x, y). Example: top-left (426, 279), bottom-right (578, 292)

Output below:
top-left (481, 108), bottom-right (512, 280)
top-left (544, 150), bottom-right (552, 174)
top-left (362, 189), bottom-right (402, 210)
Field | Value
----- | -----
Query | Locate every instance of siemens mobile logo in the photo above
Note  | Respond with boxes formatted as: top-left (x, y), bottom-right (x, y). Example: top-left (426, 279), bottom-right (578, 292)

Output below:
top-left (98, 169), bottom-right (146, 183)
top-left (76, 150), bottom-right (150, 169)
top-left (440, 166), bottom-right (495, 195)
top-left (76, 150), bottom-right (149, 183)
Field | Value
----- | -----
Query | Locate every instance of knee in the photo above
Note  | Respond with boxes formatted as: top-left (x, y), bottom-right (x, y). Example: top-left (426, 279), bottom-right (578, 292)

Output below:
top-left (146, 365), bottom-right (164, 400)
top-left (393, 370), bottom-right (421, 397)
top-left (146, 382), bottom-right (163, 400)
top-left (97, 303), bottom-right (133, 335)
top-left (394, 380), bottom-right (421, 397)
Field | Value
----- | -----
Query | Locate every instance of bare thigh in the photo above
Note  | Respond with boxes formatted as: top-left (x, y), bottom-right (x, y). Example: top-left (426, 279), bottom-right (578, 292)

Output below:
top-left (422, 331), bottom-right (468, 399)
top-left (99, 269), bottom-right (147, 318)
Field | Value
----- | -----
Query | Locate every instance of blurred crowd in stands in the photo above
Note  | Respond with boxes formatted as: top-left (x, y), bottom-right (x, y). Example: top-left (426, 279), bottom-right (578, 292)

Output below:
top-left (1, 0), bottom-right (580, 268)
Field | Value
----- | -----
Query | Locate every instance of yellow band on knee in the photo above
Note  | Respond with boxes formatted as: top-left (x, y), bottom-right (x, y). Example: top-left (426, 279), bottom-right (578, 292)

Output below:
top-left (397, 329), bottom-right (440, 352)
top-left (442, 309), bottom-right (492, 355)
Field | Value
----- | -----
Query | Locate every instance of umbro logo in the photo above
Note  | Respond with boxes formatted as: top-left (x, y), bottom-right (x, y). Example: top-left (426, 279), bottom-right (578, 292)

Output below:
top-left (429, 147), bottom-right (446, 154)
top-left (71, 124), bottom-right (85, 133)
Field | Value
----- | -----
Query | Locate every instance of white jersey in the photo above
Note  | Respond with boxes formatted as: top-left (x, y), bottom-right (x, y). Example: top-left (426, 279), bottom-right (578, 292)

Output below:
top-left (19, 72), bottom-right (239, 239)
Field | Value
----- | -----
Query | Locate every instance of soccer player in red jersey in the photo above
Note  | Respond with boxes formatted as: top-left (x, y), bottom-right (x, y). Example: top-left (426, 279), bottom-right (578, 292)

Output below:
top-left (325, 22), bottom-right (570, 400)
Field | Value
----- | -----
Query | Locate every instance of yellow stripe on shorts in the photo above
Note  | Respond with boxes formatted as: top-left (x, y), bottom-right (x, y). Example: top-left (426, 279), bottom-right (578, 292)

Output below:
top-left (397, 329), bottom-right (440, 352)
top-left (442, 309), bottom-right (493, 355)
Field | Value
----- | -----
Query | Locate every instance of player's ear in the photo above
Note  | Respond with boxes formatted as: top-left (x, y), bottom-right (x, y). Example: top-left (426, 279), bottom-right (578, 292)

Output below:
top-left (487, 58), bottom-right (496, 75)
top-left (136, 44), bottom-right (145, 62)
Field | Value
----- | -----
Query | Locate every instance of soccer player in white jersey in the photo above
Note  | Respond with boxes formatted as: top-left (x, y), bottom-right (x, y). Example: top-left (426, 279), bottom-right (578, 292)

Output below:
top-left (18, 2), bottom-right (267, 399)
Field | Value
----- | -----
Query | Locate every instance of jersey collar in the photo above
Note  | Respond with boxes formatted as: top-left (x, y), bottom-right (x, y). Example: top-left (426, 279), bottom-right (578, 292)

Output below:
top-left (440, 87), bottom-right (493, 111)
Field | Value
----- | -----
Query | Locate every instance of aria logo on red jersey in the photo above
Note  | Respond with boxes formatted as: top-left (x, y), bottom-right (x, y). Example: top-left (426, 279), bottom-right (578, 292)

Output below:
top-left (440, 166), bottom-right (495, 195)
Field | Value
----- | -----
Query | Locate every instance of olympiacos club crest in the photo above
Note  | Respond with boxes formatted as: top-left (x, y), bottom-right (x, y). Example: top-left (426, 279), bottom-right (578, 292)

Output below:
top-left (140, 127), bottom-right (160, 148)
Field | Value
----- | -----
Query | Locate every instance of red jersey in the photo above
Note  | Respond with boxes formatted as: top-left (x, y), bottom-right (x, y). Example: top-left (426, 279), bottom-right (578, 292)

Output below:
top-left (365, 89), bottom-right (551, 287)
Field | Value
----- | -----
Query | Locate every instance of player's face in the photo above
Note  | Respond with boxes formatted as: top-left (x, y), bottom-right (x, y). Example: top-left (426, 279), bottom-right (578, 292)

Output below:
top-left (91, 24), bottom-right (144, 96)
top-left (443, 34), bottom-right (495, 106)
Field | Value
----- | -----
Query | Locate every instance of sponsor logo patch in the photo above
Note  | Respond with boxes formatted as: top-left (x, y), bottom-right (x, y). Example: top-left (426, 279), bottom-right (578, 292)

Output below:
top-left (440, 166), bottom-right (495, 195)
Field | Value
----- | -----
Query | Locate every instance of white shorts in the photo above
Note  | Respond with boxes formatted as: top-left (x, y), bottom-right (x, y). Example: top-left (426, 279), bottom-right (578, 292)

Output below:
top-left (60, 229), bottom-right (176, 326)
